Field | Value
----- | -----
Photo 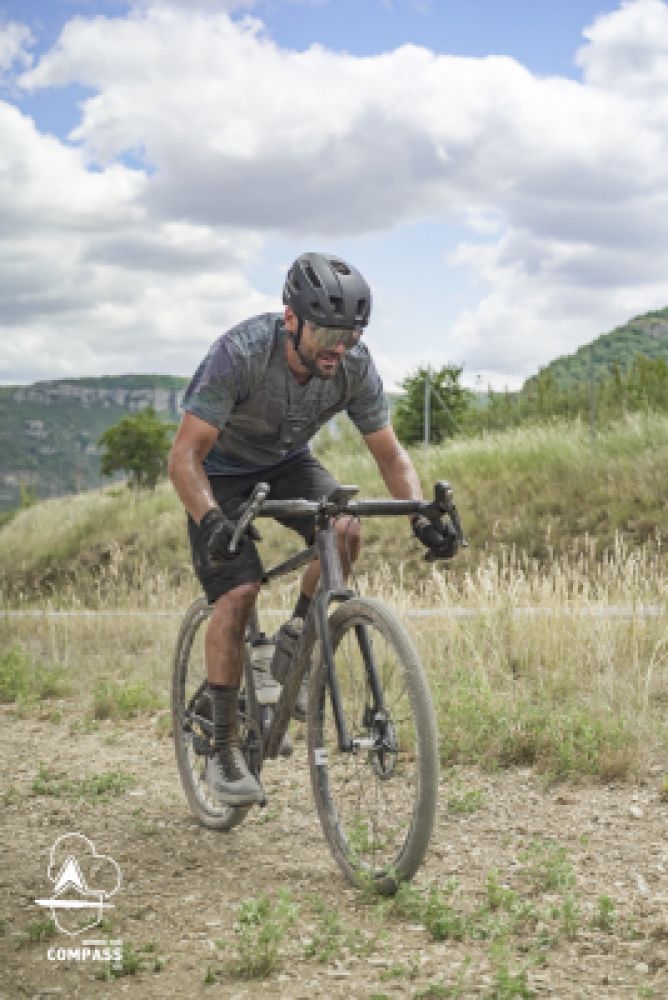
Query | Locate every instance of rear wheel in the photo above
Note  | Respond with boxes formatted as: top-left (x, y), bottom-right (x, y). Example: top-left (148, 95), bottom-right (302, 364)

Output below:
top-left (171, 597), bottom-right (260, 830)
top-left (307, 597), bottom-right (438, 893)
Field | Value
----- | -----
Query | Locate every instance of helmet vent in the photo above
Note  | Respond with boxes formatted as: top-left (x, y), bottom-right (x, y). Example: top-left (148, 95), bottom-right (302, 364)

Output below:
top-left (329, 295), bottom-right (344, 316)
top-left (304, 264), bottom-right (323, 289)
top-left (331, 260), bottom-right (351, 276)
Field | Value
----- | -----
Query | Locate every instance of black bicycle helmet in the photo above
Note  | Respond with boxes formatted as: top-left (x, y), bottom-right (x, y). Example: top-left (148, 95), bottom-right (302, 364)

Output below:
top-left (282, 252), bottom-right (372, 329)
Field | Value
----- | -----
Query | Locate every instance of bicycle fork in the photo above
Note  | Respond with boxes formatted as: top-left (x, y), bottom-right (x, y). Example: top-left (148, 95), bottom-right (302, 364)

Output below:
top-left (312, 517), bottom-right (387, 756)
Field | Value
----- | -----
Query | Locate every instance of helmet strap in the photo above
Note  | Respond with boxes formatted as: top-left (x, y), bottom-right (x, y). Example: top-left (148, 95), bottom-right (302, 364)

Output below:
top-left (291, 316), bottom-right (320, 378)
top-left (293, 315), bottom-right (305, 353)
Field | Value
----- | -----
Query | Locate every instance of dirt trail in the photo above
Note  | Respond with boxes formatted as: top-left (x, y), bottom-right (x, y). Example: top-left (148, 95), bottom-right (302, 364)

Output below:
top-left (1, 710), bottom-right (666, 1000)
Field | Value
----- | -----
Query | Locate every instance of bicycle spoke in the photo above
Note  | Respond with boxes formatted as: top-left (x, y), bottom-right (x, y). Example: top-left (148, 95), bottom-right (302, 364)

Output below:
top-left (313, 605), bottom-right (423, 878)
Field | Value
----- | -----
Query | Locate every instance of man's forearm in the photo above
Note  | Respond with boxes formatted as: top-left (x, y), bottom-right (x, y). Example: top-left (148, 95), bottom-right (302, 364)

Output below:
top-left (377, 446), bottom-right (423, 502)
top-left (168, 446), bottom-right (217, 525)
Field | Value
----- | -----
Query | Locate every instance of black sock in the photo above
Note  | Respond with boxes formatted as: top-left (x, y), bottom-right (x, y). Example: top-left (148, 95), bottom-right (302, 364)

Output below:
top-left (209, 683), bottom-right (238, 753)
top-left (293, 592), bottom-right (312, 620)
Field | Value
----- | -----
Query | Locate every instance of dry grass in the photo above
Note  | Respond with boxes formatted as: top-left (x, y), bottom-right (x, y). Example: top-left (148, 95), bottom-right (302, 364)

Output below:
top-left (1, 413), bottom-right (666, 779)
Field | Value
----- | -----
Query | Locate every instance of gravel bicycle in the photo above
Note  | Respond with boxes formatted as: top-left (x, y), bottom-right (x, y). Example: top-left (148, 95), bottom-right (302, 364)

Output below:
top-left (171, 481), bottom-right (466, 892)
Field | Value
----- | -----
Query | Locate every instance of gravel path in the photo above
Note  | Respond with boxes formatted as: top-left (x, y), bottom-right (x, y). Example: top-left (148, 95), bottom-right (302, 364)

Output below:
top-left (1, 710), bottom-right (666, 999)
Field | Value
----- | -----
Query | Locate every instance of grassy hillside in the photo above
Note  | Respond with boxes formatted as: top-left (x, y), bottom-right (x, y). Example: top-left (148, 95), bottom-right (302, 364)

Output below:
top-left (2, 413), bottom-right (666, 787)
top-left (0, 375), bottom-right (185, 509)
top-left (1, 412), bottom-right (666, 608)
top-left (524, 306), bottom-right (668, 390)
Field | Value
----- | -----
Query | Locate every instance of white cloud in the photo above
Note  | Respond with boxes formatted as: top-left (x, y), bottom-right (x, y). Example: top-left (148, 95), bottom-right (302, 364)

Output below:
top-left (0, 20), bottom-right (33, 76)
top-left (2, 1), bottom-right (668, 386)
top-left (0, 96), bottom-right (273, 382)
top-left (576, 0), bottom-right (668, 99)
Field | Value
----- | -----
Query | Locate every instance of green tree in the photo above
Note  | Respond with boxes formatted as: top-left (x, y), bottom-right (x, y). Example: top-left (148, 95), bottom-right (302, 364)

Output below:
top-left (98, 407), bottom-right (175, 489)
top-left (393, 364), bottom-right (472, 445)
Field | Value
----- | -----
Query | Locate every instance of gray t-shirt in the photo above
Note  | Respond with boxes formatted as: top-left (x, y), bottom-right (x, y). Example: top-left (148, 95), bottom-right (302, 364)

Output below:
top-left (183, 313), bottom-right (389, 475)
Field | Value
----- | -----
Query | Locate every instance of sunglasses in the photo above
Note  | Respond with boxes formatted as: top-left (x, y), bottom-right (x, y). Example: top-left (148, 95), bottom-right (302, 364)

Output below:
top-left (306, 323), bottom-right (362, 350)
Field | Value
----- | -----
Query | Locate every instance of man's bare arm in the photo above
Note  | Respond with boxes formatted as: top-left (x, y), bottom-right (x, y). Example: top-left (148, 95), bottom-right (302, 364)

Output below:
top-left (168, 412), bottom-right (221, 524)
top-left (363, 425), bottom-right (423, 501)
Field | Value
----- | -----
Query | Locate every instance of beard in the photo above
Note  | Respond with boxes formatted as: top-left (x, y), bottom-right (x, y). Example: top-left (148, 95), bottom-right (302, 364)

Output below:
top-left (297, 346), bottom-right (341, 380)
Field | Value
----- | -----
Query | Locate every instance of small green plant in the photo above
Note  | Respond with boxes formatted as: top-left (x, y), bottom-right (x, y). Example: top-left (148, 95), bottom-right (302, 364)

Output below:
top-left (521, 840), bottom-right (576, 893)
top-left (559, 893), bottom-right (581, 940)
top-left (659, 775), bottom-right (668, 803)
top-left (379, 959), bottom-right (420, 981)
top-left (93, 679), bottom-right (162, 720)
top-left (447, 787), bottom-right (484, 814)
top-left (132, 807), bottom-right (160, 837)
top-left (391, 880), bottom-right (427, 921)
top-left (203, 965), bottom-right (217, 985)
top-left (154, 711), bottom-right (172, 739)
top-left (0, 646), bottom-right (70, 704)
top-left (19, 918), bottom-right (57, 946)
top-left (423, 884), bottom-right (467, 942)
top-left (225, 889), bottom-right (298, 979)
top-left (304, 903), bottom-right (346, 963)
top-left (487, 961), bottom-right (534, 999)
top-left (485, 870), bottom-right (517, 913)
top-left (2, 784), bottom-right (19, 807)
top-left (591, 895), bottom-right (616, 932)
top-left (32, 764), bottom-right (136, 800)
top-left (69, 717), bottom-right (99, 736)
top-left (97, 942), bottom-right (156, 980)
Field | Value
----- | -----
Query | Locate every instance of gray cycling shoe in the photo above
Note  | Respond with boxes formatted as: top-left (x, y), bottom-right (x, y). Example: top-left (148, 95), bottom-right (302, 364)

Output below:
top-left (205, 745), bottom-right (265, 806)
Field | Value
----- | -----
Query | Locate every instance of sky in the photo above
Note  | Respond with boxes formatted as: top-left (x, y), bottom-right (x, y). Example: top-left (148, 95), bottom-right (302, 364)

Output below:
top-left (2, 0), bottom-right (668, 391)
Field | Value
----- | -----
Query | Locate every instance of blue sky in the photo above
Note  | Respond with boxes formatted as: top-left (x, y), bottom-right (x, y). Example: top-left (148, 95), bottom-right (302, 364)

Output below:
top-left (1, 0), bottom-right (668, 389)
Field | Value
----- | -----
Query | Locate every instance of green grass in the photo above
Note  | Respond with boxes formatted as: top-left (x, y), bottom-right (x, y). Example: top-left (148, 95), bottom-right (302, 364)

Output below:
top-left (19, 918), bottom-right (57, 946)
top-left (0, 646), bottom-right (70, 704)
top-left (221, 890), bottom-right (299, 979)
top-left (31, 764), bottom-right (137, 800)
top-left (358, 853), bottom-right (631, 997)
top-left (434, 669), bottom-right (640, 781)
top-left (1, 412), bottom-right (666, 606)
top-left (93, 679), bottom-right (164, 720)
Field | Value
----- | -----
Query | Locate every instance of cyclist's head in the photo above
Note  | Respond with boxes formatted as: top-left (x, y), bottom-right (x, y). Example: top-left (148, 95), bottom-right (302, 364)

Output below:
top-left (282, 252), bottom-right (372, 331)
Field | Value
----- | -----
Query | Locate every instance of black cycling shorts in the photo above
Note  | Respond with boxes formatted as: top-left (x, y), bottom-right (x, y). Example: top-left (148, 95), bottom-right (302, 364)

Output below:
top-left (187, 451), bottom-right (339, 604)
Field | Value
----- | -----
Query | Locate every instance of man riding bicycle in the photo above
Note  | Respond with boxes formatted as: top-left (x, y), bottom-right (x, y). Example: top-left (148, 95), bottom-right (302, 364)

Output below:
top-left (168, 252), bottom-right (458, 807)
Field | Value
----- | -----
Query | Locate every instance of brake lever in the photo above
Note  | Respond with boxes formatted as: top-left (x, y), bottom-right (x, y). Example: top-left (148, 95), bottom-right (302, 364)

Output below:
top-left (428, 480), bottom-right (468, 550)
top-left (229, 481), bottom-right (270, 555)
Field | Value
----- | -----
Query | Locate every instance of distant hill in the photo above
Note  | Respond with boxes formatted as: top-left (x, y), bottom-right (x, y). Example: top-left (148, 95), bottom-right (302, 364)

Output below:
top-left (0, 375), bottom-right (187, 510)
top-left (523, 307), bottom-right (668, 391)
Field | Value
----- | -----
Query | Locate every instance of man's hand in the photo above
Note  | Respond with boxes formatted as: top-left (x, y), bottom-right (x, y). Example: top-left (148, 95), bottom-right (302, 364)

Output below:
top-left (411, 514), bottom-right (459, 561)
top-left (199, 508), bottom-right (261, 562)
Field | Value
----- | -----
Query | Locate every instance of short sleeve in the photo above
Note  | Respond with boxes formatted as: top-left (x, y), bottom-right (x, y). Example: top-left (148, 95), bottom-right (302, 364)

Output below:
top-left (183, 339), bottom-right (247, 430)
top-left (346, 353), bottom-right (389, 435)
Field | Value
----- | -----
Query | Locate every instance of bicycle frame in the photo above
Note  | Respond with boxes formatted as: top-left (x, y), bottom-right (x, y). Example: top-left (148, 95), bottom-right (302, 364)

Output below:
top-left (246, 481), bottom-right (466, 761)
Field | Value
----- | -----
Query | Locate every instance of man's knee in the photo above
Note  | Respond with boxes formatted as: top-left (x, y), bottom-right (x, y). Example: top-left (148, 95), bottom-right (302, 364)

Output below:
top-left (213, 581), bottom-right (261, 616)
top-left (335, 516), bottom-right (362, 556)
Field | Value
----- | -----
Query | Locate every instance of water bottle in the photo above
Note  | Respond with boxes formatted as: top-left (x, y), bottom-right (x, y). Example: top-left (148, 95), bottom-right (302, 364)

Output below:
top-left (251, 635), bottom-right (280, 705)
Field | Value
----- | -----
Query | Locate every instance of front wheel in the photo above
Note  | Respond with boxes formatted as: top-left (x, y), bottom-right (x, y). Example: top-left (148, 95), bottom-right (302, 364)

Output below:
top-left (307, 597), bottom-right (438, 893)
top-left (171, 597), bottom-right (258, 831)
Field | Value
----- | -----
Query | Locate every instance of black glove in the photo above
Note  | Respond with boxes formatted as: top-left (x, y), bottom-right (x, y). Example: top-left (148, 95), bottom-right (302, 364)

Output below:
top-left (411, 514), bottom-right (459, 561)
top-left (199, 508), bottom-right (261, 562)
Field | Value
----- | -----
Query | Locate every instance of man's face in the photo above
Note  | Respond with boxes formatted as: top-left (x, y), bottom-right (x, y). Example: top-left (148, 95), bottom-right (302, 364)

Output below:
top-left (298, 321), bottom-right (361, 379)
